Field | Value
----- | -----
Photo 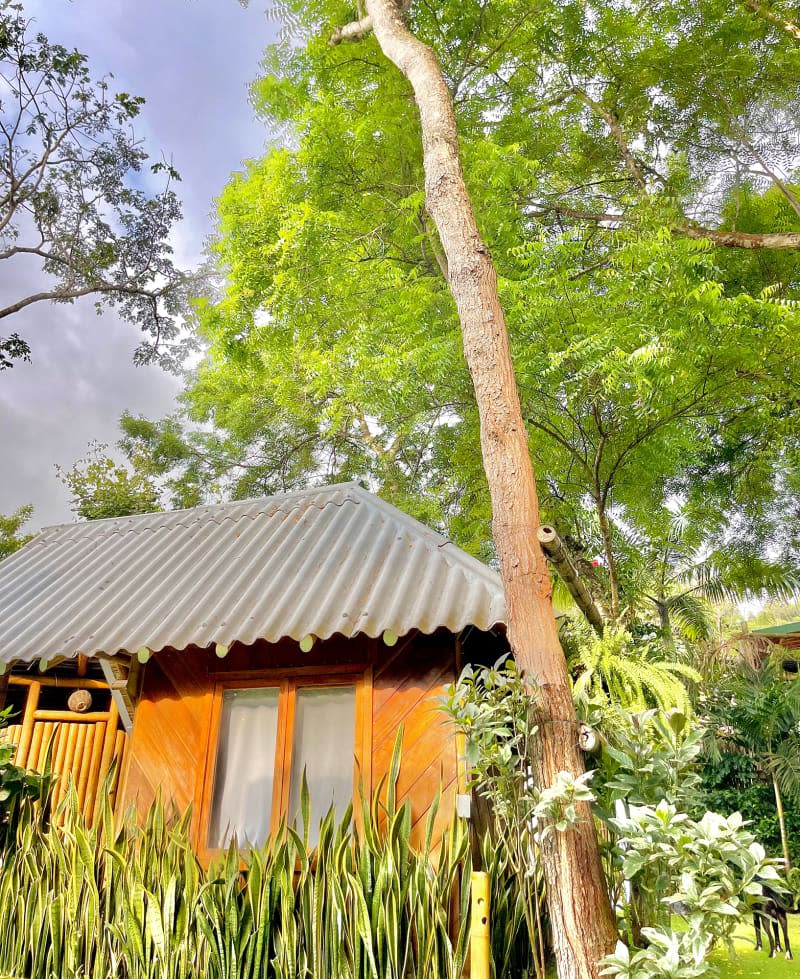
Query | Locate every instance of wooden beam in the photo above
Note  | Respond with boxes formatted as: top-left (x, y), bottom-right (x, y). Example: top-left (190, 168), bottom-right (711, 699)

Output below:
top-left (33, 709), bottom-right (111, 723)
top-left (537, 526), bottom-right (605, 636)
top-left (9, 675), bottom-right (109, 690)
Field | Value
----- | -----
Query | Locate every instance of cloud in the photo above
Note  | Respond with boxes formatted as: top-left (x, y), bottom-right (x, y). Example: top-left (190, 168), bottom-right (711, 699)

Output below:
top-left (0, 0), bottom-right (276, 529)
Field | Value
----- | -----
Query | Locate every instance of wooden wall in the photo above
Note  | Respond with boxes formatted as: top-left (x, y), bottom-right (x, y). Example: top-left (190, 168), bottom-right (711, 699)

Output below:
top-left (120, 630), bottom-right (462, 852)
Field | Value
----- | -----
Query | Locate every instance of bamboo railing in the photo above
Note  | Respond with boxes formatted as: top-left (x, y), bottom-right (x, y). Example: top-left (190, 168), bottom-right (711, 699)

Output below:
top-left (0, 675), bottom-right (127, 825)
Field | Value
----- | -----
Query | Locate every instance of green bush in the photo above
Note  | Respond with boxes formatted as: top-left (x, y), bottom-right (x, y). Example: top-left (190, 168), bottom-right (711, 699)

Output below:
top-left (699, 753), bottom-right (800, 866)
top-left (0, 754), bottom-right (535, 979)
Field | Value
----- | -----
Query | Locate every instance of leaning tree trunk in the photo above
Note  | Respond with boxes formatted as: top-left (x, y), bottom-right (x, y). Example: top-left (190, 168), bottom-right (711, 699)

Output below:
top-left (361, 1), bottom-right (619, 975)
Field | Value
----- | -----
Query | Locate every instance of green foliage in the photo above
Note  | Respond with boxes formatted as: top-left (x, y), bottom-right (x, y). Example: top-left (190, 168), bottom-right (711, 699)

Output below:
top-left (703, 659), bottom-right (800, 805)
top-left (0, 3), bottom-right (192, 368)
top-left (595, 708), bottom-right (705, 815)
top-left (700, 752), bottom-right (800, 867)
top-left (443, 656), bottom-right (598, 978)
top-left (0, 753), bottom-right (534, 979)
top-left (56, 443), bottom-right (161, 521)
top-left (101, 0), bottom-right (800, 626)
top-left (0, 502), bottom-right (34, 558)
top-left (444, 657), bottom-right (779, 978)
top-left (0, 331), bottom-right (30, 370)
top-left (566, 625), bottom-right (700, 713)
top-left (601, 807), bottom-right (782, 979)
top-left (0, 705), bottom-right (47, 846)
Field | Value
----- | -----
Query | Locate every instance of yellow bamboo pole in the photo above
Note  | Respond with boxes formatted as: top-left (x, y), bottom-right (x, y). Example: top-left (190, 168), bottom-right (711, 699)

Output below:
top-left (52, 723), bottom-right (67, 772)
top-left (34, 710), bottom-right (110, 723)
top-left (470, 872), bottom-right (490, 979)
top-left (27, 721), bottom-right (45, 772)
top-left (58, 724), bottom-right (81, 820)
top-left (83, 721), bottom-right (106, 826)
top-left (15, 679), bottom-right (41, 767)
top-left (76, 724), bottom-right (96, 815)
top-left (68, 723), bottom-right (88, 811)
top-left (9, 675), bottom-right (109, 690)
top-left (92, 700), bottom-right (119, 825)
top-left (51, 724), bottom-right (68, 809)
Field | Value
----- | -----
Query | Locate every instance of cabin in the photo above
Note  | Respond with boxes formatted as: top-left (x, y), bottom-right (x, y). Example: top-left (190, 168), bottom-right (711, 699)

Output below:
top-left (0, 483), bottom-right (508, 853)
top-left (752, 620), bottom-right (800, 673)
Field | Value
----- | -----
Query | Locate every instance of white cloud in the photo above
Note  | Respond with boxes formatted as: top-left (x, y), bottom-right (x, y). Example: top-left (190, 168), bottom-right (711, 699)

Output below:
top-left (0, 0), bottom-right (277, 528)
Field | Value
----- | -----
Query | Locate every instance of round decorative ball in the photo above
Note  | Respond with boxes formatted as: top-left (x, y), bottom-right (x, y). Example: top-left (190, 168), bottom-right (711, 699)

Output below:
top-left (67, 689), bottom-right (92, 713)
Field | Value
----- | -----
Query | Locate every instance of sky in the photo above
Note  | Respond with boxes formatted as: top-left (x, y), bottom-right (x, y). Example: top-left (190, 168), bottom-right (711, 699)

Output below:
top-left (0, 0), bottom-right (277, 530)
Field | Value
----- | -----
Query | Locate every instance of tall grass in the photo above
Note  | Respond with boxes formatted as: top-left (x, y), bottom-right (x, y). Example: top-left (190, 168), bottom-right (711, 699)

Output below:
top-left (0, 753), bottom-right (535, 979)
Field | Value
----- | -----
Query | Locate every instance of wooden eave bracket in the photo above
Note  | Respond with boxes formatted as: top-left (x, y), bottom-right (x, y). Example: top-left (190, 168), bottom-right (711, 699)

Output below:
top-left (98, 654), bottom-right (140, 734)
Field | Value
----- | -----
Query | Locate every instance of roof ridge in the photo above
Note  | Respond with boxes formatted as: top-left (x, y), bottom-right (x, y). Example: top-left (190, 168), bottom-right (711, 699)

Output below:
top-left (38, 482), bottom-right (365, 538)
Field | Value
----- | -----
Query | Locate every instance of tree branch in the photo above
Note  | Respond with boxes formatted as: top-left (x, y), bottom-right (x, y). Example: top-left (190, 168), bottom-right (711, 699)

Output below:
top-left (330, 0), bottom-right (411, 45)
top-left (530, 204), bottom-right (800, 249)
top-left (742, 0), bottom-right (800, 40)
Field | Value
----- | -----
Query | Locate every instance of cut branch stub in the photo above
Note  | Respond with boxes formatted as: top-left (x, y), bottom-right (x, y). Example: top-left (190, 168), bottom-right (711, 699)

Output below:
top-left (537, 525), bottom-right (605, 636)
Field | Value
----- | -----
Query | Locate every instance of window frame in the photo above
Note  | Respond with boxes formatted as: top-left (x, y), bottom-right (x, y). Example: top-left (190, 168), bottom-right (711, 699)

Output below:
top-left (196, 666), bottom-right (372, 857)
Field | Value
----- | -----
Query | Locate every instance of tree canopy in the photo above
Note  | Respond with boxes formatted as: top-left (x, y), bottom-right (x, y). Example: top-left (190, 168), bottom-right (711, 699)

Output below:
top-left (0, 3), bottom-right (192, 369)
top-left (95, 0), bottom-right (800, 637)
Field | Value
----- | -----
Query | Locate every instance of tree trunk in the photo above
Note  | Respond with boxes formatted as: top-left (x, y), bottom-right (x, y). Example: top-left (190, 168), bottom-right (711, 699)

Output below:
top-left (362, 2), bottom-right (619, 975)
top-left (772, 772), bottom-right (793, 871)
top-left (656, 600), bottom-right (676, 654)
top-left (596, 499), bottom-right (621, 622)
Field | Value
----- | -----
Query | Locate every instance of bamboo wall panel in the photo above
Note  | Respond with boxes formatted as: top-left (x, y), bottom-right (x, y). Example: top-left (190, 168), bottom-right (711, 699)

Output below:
top-left (5, 675), bottom-right (126, 826)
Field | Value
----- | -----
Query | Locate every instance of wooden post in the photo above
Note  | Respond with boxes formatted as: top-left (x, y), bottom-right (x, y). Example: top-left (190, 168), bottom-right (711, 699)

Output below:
top-left (16, 679), bottom-right (41, 768)
top-left (470, 871), bottom-right (490, 979)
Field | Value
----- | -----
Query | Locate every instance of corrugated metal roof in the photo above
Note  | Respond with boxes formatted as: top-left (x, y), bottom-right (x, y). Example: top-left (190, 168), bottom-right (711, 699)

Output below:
top-left (0, 483), bottom-right (505, 665)
top-left (752, 620), bottom-right (800, 636)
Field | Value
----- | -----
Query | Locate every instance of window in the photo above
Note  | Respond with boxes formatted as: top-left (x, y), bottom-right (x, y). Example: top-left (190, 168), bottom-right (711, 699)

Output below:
top-left (202, 675), bottom-right (365, 851)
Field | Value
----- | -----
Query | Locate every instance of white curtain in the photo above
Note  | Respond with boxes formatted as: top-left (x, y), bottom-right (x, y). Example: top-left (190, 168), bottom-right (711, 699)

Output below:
top-left (208, 687), bottom-right (280, 848)
top-left (289, 686), bottom-right (356, 844)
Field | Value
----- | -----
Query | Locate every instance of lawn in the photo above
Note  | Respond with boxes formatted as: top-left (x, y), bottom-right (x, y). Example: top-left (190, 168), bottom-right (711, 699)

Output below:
top-left (710, 915), bottom-right (800, 978)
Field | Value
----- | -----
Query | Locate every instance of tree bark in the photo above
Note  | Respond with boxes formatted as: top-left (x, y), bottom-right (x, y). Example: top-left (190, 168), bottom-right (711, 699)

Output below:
top-left (361, 2), bottom-right (619, 975)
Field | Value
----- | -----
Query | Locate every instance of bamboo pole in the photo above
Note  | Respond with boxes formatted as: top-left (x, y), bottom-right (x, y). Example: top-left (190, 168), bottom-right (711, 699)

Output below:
top-left (109, 730), bottom-right (126, 811)
top-left (9, 675), bottom-right (109, 690)
top-left (59, 724), bottom-right (81, 818)
top-left (470, 871), bottom-right (490, 979)
top-left (27, 721), bottom-right (45, 772)
top-left (15, 679), bottom-right (41, 767)
top-left (51, 724), bottom-right (68, 807)
top-left (84, 721), bottom-right (106, 826)
top-left (76, 724), bottom-right (96, 815)
top-left (36, 721), bottom-right (56, 772)
top-left (68, 724), bottom-right (88, 811)
top-left (34, 710), bottom-right (111, 723)
top-left (93, 700), bottom-right (119, 825)
top-left (537, 526), bottom-right (605, 636)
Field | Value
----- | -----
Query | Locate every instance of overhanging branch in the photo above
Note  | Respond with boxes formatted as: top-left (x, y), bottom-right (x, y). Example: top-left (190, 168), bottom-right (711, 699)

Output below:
top-left (531, 204), bottom-right (800, 249)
